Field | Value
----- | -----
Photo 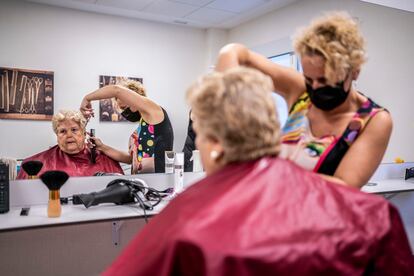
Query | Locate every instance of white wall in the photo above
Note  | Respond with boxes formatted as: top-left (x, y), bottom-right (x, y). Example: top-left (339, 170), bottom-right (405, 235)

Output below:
top-left (1, 0), bottom-right (413, 163)
top-left (205, 28), bottom-right (229, 70)
top-left (0, 0), bottom-right (208, 159)
top-left (228, 0), bottom-right (414, 162)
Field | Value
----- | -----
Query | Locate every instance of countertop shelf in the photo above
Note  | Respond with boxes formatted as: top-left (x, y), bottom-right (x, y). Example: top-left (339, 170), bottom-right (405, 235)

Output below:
top-left (1, 171), bottom-right (413, 232)
top-left (361, 178), bottom-right (414, 194)
top-left (0, 200), bottom-right (168, 232)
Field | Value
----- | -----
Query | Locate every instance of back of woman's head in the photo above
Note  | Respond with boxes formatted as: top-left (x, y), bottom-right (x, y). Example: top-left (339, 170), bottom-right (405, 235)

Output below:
top-left (187, 67), bottom-right (280, 164)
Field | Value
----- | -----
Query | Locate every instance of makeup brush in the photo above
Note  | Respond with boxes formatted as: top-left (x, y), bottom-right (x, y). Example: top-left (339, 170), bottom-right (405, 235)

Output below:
top-left (40, 170), bottom-right (69, 218)
top-left (21, 160), bottom-right (43, 179)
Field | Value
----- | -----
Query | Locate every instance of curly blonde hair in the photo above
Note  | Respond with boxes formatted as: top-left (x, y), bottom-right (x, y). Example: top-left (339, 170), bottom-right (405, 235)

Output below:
top-left (187, 67), bottom-right (280, 164)
top-left (293, 12), bottom-right (366, 85)
top-left (52, 110), bottom-right (87, 134)
top-left (116, 78), bottom-right (146, 97)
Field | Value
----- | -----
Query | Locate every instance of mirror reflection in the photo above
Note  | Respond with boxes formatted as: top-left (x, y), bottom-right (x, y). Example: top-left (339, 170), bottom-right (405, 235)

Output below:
top-left (80, 79), bottom-right (174, 175)
top-left (2, 0), bottom-right (412, 180)
top-left (17, 110), bottom-right (125, 179)
top-left (18, 78), bottom-right (175, 179)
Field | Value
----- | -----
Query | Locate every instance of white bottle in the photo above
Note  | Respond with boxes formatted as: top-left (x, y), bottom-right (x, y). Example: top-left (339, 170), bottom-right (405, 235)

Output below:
top-left (192, 150), bottom-right (203, 172)
top-left (174, 152), bottom-right (184, 194)
top-left (164, 151), bottom-right (175, 174)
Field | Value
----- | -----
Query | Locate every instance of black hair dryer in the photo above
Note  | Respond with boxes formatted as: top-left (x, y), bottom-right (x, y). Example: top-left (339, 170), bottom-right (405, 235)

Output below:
top-left (73, 182), bottom-right (135, 208)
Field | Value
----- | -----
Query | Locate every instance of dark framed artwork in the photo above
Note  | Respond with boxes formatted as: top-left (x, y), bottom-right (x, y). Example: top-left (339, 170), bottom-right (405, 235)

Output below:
top-left (99, 75), bottom-right (143, 122)
top-left (0, 67), bottom-right (54, 120)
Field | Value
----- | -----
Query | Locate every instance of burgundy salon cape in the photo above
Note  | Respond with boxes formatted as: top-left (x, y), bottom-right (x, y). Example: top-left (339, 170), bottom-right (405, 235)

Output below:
top-left (17, 145), bottom-right (123, 179)
top-left (104, 157), bottom-right (413, 275)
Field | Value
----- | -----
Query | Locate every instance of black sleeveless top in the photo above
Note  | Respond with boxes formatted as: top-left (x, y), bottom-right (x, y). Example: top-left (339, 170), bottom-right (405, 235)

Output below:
top-left (129, 108), bottom-right (174, 173)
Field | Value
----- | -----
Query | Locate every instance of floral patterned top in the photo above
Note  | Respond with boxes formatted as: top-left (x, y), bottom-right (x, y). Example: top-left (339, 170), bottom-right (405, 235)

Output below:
top-left (280, 92), bottom-right (385, 175)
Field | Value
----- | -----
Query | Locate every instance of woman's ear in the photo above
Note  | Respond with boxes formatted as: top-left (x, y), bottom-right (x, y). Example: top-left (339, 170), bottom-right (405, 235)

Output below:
top-left (210, 140), bottom-right (224, 162)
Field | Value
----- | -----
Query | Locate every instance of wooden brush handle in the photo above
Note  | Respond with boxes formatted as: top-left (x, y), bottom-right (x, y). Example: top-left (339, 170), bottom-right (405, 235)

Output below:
top-left (48, 190), bottom-right (61, 218)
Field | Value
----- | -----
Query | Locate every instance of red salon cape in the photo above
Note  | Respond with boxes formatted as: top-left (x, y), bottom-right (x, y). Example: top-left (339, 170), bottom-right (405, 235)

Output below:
top-left (17, 145), bottom-right (123, 179)
top-left (105, 157), bottom-right (413, 275)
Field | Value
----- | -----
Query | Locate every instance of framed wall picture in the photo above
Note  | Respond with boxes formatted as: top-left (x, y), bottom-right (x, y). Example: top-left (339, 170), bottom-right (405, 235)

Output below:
top-left (99, 75), bottom-right (143, 122)
top-left (0, 67), bottom-right (54, 120)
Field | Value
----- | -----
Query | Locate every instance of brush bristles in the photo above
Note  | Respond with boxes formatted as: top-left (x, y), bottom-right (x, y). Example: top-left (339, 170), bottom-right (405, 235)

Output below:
top-left (40, 170), bottom-right (69, 190)
top-left (22, 160), bottom-right (43, 176)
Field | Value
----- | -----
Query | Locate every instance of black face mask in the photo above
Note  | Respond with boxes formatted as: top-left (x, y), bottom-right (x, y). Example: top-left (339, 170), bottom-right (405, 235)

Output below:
top-left (306, 81), bottom-right (350, 111)
top-left (121, 108), bottom-right (141, 122)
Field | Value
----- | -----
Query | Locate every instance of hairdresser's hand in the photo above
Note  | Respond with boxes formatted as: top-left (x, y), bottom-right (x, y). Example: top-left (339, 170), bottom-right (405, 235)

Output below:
top-left (88, 136), bottom-right (105, 152)
top-left (80, 97), bottom-right (94, 120)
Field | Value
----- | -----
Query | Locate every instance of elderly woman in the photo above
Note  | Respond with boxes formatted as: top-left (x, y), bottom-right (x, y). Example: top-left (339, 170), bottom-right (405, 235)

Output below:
top-left (104, 68), bottom-right (412, 275)
top-left (215, 12), bottom-right (392, 189)
top-left (80, 79), bottom-right (173, 174)
top-left (17, 110), bottom-right (123, 179)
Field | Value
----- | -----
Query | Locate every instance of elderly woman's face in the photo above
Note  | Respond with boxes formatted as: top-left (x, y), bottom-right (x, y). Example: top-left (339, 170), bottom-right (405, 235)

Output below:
top-left (56, 119), bottom-right (85, 154)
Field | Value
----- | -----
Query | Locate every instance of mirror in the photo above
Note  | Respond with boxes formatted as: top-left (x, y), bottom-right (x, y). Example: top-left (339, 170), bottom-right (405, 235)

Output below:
top-left (1, 0), bottom-right (412, 179)
top-left (15, 101), bottom-right (175, 179)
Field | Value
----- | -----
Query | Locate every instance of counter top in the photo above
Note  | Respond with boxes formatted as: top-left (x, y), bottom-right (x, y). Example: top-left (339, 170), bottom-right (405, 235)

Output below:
top-left (0, 172), bottom-right (205, 232)
top-left (361, 178), bottom-right (414, 194)
top-left (1, 171), bottom-right (414, 232)
top-left (0, 201), bottom-right (169, 232)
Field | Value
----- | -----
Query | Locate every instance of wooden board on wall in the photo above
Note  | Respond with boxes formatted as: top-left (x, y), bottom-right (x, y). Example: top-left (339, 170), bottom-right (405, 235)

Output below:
top-left (0, 67), bottom-right (54, 120)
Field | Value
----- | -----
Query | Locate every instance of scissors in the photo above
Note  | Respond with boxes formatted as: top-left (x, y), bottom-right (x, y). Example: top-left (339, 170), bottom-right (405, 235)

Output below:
top-left (28, 79), bottom-right (37, 113)
top-left (33, 77), bottom-right (43, 104)
top-left (21, 78), bottom-right (34, 113)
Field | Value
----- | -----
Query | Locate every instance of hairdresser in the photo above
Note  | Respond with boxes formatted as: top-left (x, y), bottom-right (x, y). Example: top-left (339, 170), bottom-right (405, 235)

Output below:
top-left (216, 12), bottom-right (392, 188)
top-left (80, 79), bottom-right (173, 174)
